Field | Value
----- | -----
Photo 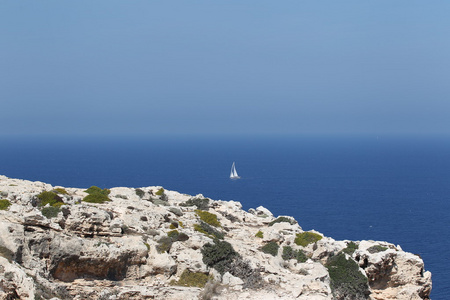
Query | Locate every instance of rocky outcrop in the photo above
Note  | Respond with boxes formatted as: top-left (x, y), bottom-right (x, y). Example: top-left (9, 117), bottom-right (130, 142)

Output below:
top-left (0, 175), bottom-right (431, 299)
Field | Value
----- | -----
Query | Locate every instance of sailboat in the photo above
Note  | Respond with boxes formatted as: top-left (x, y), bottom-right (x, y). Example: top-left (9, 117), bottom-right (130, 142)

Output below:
top-left (230, 162), bottom-right (240, 180)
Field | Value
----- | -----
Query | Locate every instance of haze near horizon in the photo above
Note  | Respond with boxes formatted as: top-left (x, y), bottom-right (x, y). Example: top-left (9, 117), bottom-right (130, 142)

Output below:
top-left (1, 1), bottom-right (449, 137)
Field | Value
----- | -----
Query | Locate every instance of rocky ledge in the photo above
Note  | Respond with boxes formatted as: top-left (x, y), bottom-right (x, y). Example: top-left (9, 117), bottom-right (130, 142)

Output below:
top-left (0, 175), bottom-right (431, 300)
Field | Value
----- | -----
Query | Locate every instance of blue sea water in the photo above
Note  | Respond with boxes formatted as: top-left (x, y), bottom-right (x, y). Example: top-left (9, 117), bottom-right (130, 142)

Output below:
top-left (0, 135), bottom-right (449, 299)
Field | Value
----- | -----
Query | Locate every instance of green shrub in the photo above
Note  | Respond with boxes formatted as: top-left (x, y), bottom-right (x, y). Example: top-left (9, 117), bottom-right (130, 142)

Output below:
top-left (201, 240), bottom-right (238, 275)
top-left (167, 230), bottom-right (180, 240)
top-left (268, 216), bottom-right (296, 227)
top-left (195, 210), bottom-right (221, 227)
top-left (255, 230), bottom-right (263, 238)
top-left (135, 188), bottom-right (145, 198)
top-left (179, 197), bottom-right (210, 210)
top-left (261, 241), bottom-right (279, 257)
top-left (326, 252), bottom-right (369, 299)
top-left (41, 206), bottom-right (60, 219)
top-left (155, 188), bottom-right (165, 196)
top-left (53, 188), bottom-right (68, 195)
top-left (82, 186), bottom-right (111, 204)
top-left (294, 232), bottom-right (323, 247)
top-left (82, 193), bottom-right (111, 204)
top-left (144, 243), bottom-right (150, 251)
top-left (342, 241), bottom-right (359, 255)
top-left (156, 236), bottom-right (173, 253)
top-left (367, 245), bottom-right (388, 254)
top-left (37, 191), bottom-right (65, 207)
top-left (85, 186), bottom-right (111, 195)
top-left (281, 246), bottom-right (308, 263)
top-left (170, 269), bottom-right (211, 288)
top-left (0, 199), bottom-right (11, 210)
top-left (194, 222), bottom-right (224, 240)
top-left (226, 257), bottom-right (263, 289)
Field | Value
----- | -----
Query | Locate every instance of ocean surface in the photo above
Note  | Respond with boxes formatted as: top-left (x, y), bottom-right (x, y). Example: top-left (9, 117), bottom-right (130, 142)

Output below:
top-left (1, 135), bottom-right (448, 299)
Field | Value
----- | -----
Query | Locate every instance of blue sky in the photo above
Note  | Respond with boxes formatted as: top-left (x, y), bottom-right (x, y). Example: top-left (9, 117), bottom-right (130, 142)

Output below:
top-left (1, 1), bottom-right (450, 136)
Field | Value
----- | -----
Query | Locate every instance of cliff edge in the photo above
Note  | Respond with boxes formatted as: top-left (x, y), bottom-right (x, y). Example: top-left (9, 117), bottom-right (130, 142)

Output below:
top-left (0, 175), bottom-right (431, 300)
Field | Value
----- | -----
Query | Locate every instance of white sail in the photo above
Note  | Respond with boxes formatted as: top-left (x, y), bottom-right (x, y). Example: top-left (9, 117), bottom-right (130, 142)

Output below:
top-left (230, 162), bottom-right (240, 179)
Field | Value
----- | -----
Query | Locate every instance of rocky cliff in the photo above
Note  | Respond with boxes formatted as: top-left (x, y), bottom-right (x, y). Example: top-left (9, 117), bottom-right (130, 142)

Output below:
top-left (0, 175), bottom-right (431, 300)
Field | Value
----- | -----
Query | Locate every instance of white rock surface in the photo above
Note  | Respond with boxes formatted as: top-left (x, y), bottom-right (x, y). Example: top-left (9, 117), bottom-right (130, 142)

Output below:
top-left (0, 175), bottom-right (432, 299)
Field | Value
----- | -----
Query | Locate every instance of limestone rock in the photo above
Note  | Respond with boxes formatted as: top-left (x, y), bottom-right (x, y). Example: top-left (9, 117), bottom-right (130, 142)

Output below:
top-left (0, 175), bottom-right (432, 299)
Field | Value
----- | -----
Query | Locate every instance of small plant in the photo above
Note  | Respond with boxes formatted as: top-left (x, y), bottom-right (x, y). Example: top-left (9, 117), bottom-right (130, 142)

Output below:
top-left (281, 246), bottom-right (308, 263)
top-left (85, 186), bottom-right (111, 195)
top-left (135, 188), bottom-right (145, 198)
top-left (294, 231), bottom-right (323, 247)
top-left (155, 188), bottom-right (165, 196)
top-left (170, 269), bottom-right (211, 288)
top-left (195, 210), bottom-right (221, 227)
top-left (37, 191), bottom-right (65, 207)
top-left (260, 241), bottom-right (279, 257)
top-left (326, 252), bottom-right (369, 299)
top-left (180, 197), bottom-right (210, 210)
top-left (268, 216), bottom-right (297, 227)
top-left (156, 236), bottom-right (173, 253)
top-left (167, 230), bottom-right (180, 240)
top-left (53, 188), bottom-right (68, 195)
top-left (201, 239), bottom-right (237, 275)
top-left (41, 206), bottom-right (60, 219)
top-left (83, 186), bottom-right (111, 204)
top-left (83, 193), bottom-right (111, 204)
top-left (0, 199), bottom-right (11, 210)
top-left (194, 221), bottom-right (224, 239)
top-left (144, 243), bottom-right (150, 251)
top-left (342, 241), bottom-right (359, 255)
top-left (255, 230), bottom-right (263, 238)
top-left (367, 245), bottom-right (388, 254)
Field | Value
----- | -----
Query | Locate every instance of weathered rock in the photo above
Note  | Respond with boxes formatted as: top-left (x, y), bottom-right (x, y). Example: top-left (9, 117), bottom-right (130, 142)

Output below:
top-left (0, 176), bottom-right (432, 299)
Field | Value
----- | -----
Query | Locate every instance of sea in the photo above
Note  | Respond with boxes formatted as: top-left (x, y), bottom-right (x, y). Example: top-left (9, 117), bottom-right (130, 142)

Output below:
top-left (0, 134), bottom-right (448, 299)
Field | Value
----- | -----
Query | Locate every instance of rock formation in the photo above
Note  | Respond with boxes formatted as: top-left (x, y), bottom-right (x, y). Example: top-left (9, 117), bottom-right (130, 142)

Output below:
top-left (0, 175), bottom-right (431, 299)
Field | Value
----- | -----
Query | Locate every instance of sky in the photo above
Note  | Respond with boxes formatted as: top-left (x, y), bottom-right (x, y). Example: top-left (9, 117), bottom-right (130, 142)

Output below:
top-left (1, 1), bottom-right (450, 137)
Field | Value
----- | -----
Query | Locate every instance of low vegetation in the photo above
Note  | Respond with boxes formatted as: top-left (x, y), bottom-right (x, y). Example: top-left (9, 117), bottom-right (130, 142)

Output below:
top-left (41, 206), bottom-right (60, 219)
top-left (294, 231), bottom-right (323, 247)
top-left (179, 197), bottom-right (210, 210)
top-left (261, 241), bottom-right (279, 256)
top-left (167, 229), bottom-right (179, 238)
top-left (53, 188), bottom-right (68, 195)
top-left (156, 236), bottom-right (173, 253)
top-left (326, 252), bottom-right (370, 299)
top-left (195, 210), bottom-right (221, 227)
top-left (170, 269), bottom-right (211, 288)
top-left (268, 216), bottom-right (297, 227)
top-left (37, 191), bottom-right (65, 207)
top-left (342, 241), bottom-right (359, 255)
top-left (194, 221), bottom-right (224, 240)
top-left (367, 245), bottom-right (388, 254)
top-left (201, 239), bottom-right (238, 275)
top-left (0, 199), bottom-right (11, 210)
top-left (281, 246), bottom-right (308, 263)
top-left (201, 239), bottom-right (262, 289)
top-left (155, 188), bottom-right (165, 196)
top-left (82, 186), bottom-right (111, 204)
top-left (255, 230), bottom-right (263, 238)
top-left (135, 188), bottom-right (145, 198)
